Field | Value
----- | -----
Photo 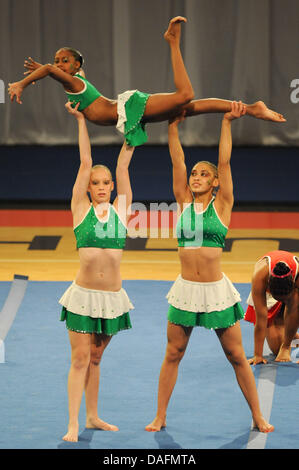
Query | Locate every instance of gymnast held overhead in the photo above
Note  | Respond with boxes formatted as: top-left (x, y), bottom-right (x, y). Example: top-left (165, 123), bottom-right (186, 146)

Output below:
top-left (8, 17), bottom-right (285, 147)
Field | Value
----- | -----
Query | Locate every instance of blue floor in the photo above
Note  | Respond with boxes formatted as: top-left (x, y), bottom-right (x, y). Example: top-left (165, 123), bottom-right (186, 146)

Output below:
top-left (0, 280), bottom-right (298, 450)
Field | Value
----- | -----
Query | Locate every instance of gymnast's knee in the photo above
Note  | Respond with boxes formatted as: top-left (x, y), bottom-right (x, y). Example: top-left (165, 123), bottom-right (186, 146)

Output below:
top-left (177, 88), bottom-right (194, 106)
top-left (224, 348), bottom-right (246, 367)
top-left (71, 350), bottom-right (90, 371)
top-left (90, 351), bottom-right (103, 367)
top-left (165, 343), bottom-right (187, 364)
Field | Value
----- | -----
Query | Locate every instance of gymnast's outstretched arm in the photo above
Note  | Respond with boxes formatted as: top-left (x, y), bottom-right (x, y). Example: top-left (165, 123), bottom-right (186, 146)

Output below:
top-left (8, 64), bottom-right (83, 104)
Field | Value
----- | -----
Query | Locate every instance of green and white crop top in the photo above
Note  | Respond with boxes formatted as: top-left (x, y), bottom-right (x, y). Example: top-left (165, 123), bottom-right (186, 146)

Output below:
top-left (74, 204), bottom-right (127, 249)
top-left (176, 198), bottom-right (228, 248)
top-left (66, 74), bottom-right (102, 111)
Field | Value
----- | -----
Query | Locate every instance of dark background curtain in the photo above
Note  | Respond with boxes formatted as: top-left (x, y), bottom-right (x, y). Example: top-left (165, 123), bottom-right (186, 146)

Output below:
top-left (0, 0), bottom-right (298, 146)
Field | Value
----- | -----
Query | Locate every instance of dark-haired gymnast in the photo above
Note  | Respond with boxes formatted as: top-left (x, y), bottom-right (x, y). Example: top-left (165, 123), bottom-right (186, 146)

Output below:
top-left (145, 101), bottom-right (274, 434)
top-left (8, 17), bottom-right (285, 147)
top-left (245, 250), bottom-right (299, 364)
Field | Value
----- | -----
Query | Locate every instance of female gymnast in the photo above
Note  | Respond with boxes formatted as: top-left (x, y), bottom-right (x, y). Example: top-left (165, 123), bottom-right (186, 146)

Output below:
top-left (8, 17), bottom-right (285, 147)
top-left (245, 250), bottom-right (299, 364)
top-left (58, 101), bottom-right (134, 442)
top-left (145, 101), bottom-right (274, 433)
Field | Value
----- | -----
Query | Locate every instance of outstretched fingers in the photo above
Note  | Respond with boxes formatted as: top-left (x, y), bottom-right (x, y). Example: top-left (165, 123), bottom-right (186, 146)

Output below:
top-left (8, 82), bottom-right (22, 104)
top-left (248, 356), bottom-right (268, 365)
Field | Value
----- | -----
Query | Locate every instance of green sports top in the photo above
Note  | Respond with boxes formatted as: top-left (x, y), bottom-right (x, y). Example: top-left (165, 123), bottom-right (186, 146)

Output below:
top-left (66, 74), bottom-right (102, 111)
top-left (74, 204), bottom-right (127, 249)
top-left (176, 198), bottom-right (228, 248)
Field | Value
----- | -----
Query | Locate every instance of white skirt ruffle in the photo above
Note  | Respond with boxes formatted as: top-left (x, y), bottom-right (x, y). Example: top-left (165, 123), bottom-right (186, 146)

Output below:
top-left (116, 90), bottom-right (137, 134)
top-left (59, 282), bottom-right (134, 319)
top-left (166, 274), bottom-right (241, 313)
top-left (247, 291), bottom-right (277, 310)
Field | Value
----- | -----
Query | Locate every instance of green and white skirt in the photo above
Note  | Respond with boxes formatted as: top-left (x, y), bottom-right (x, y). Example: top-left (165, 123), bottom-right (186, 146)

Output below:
top-left (166, 274), bottom-right (244, 330)
top-left (59, 282), bottom-right (134, 335)
top-left (116, 90), bottom-right (150, 147)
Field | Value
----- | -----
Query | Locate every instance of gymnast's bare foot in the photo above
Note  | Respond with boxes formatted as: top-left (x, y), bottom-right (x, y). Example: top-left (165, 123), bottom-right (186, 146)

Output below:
top-left (253, 416), bottom-right (275, 433)
top-left (145, 416), bottom-right (166, 432)
top-left (86, 416), bottom-right (119, 431)
top-left (275, 344), bottom-right (291, 362)
top-left (62, 423), bottom-right (79, 442)
top-left (248, 100), bottom-right (286, 122)
top-left (164, 16), bottom-right (186, 45)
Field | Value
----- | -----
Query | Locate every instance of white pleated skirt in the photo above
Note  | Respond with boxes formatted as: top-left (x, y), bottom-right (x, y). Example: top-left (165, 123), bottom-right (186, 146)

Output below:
top-left (59, 281), bottom-right (134, 320)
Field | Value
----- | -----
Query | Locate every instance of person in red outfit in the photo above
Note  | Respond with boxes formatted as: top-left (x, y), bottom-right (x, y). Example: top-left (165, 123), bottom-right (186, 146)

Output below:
top-left (245, 250), bottom-right (299, 364)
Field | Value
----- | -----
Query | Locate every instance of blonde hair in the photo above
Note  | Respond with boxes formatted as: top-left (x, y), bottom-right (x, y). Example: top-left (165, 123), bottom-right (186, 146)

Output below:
top-left (91, 164), bottom-right (112, 180)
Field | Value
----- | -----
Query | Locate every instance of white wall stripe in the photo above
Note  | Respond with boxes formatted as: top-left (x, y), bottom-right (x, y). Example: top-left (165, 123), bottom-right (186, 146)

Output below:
top-left (0, 275), bottom-right (29, 363)
top-left (246, 342), bottom-right (277, 449)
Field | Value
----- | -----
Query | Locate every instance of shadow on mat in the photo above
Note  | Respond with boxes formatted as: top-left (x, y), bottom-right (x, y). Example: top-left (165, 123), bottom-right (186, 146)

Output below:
top-left (154, 428), bottom-right (182, 449)
top-left (218, 431), bottom-right (249, 449)
top-left (250, 357), bottom-right (299, 387)
top-left (274, 362), bottom-right (299, 387)
top-left (57, 428), bottom-right (182, 450)
top-left (57, 429), bottom-right (95, 449)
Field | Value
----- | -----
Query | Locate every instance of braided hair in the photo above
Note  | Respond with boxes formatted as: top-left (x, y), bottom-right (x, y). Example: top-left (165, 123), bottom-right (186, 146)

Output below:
top-left (268, 261), bottom-right (294, 298)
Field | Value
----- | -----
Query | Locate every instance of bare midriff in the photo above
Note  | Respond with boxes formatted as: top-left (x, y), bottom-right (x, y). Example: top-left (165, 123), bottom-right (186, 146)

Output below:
top-left (83, 96), bottom-right (118, 125)
top-left (75, 247), bottom-right (123, 291)
top-left (178, 246), bottom-right (223, 282)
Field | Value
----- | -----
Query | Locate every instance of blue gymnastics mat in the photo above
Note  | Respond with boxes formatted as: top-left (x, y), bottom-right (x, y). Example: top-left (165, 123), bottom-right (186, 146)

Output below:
top-left (0, 280), bottom-right (298, 450)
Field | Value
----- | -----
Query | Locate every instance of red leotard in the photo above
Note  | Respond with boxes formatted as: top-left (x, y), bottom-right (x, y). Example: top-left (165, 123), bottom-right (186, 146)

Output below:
top-left (245, 250), bottom-right (299, 326)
